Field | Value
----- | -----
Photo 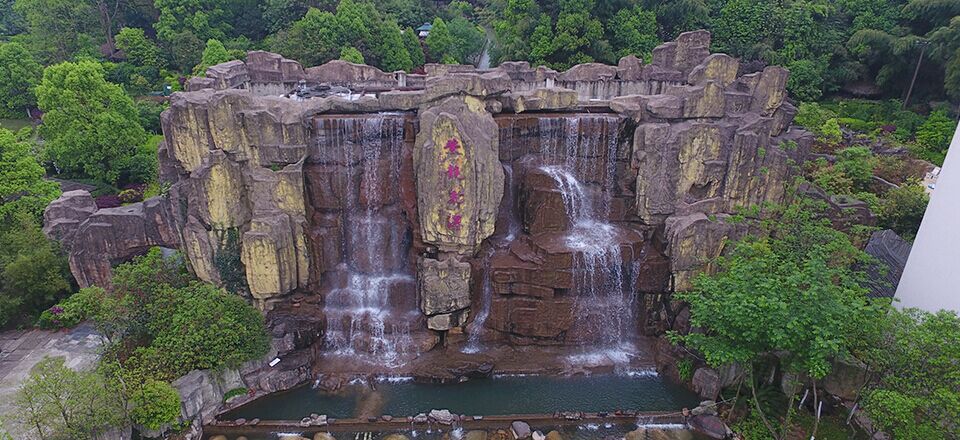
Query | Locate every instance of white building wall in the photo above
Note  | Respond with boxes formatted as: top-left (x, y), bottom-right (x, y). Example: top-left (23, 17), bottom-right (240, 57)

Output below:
top-left (895, 119), bottom-right (960, 312)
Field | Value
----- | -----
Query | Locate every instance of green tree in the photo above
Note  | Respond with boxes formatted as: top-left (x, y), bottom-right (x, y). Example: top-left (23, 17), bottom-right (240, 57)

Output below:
top-left (0, 214), bottom-right (72, 329)
top-left (272, 8), bottom-right (340, 67)
top-left (672, 199), bottom-right (884, 439)
top-left (340, 46), bottom-right (365, 64)
top-left (913, 109), bottom-right (956, 165)
top-left (35, 60), bottom-right (147, 184)
top-left (12, 0), bottom-right (98, 63)
top-left (528, 15), bottom-right (555, 67)
top-left (115, 27), bottom-right (162, 69)
top-left (447, 16), bottom-right (484, 66)
top-left (642, 0), bottom-right (708, 39)
top-left (403, 27), bottom-right (425, 69)
top-left (551, 0), bottom-right (607, 68)
top-left (860, 309), bottom-right (960, 439)
top-left (834, 146), bottom-right (876, 192)
top-left (193, 38), bottom-right (234, 76)
top-left (153, 0), bottom-right (230, 46)
top-left (0, 0), bottom-right (25, 36)
top-left (0, 128), bottom-right (69, 329)
top-left (145, 282), bottom-right (270, 378)
top-left (426, 17), bottom-right (454, 63)
top-left (129, 379), bottom-right (181, 431)
top-left (0, 128), bottom-right (58, 221)
top-left (608, 5), bottom-right (660, 60)
top-left (370, 20), bottom-right (413, 72)
top-left (877, 183), bottom-right (929, 240)
top-left (786, 57), bottom-right (827, 102)
top-left (0, 42), bottom-right (42, 118)
top-left (491, 0), bottom-right (541, 63)
top-left (13, 356), bottom-right (123, 439)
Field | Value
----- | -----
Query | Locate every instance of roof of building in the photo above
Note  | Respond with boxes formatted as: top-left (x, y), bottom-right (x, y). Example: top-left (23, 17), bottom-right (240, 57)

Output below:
top-left (416, 23), bottom-right (433, 32)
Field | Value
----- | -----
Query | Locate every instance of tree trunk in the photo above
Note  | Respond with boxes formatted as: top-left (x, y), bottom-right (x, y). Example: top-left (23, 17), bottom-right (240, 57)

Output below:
top-left (749, 367), bottom-right (781, 440)
top-left (811, 379), bottom-right (821, 439)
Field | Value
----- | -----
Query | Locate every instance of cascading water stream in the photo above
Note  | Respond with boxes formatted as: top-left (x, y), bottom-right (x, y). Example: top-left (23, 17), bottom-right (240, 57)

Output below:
top-left (537, 115), bottom-right (637, 360)
top-left (463, 163), bottom-right (520, 353)
top-left (321, 115), bottom-right (416, 365)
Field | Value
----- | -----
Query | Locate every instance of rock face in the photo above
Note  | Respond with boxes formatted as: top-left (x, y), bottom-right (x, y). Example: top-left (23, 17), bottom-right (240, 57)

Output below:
top-left (44, 30), bottom-right (811, 359)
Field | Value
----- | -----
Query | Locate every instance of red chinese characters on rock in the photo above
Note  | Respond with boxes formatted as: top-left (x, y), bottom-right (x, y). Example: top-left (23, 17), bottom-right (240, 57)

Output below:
top-left (443, 138), bottom-right (465, 232)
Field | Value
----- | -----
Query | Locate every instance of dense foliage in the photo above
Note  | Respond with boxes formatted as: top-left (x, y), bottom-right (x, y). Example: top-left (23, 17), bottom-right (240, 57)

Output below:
top-left (860, 309), bottom-right (960, 439)
top-left (35, 60), bottom-right (147, 185)
top-left (0, 128), bottom-right (71, 329)
top-left (14, 357), bottom-right (123, 440)
top-left (0, 42), bottom-right (42, 117)
top-left (41, 248), bottom-right (270, 380)
top-left (672, 198), bottom-right (887, 438)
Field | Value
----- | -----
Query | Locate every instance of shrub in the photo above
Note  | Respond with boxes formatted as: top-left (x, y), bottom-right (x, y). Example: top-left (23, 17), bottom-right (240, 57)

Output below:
top-left (913, 110), bottom-right (955, 166)
top-left (130, 379), bottom-right (182, 431)
top-left (677, 358), bottom-right (694, 382)
top-left (877, 183), bottom-right (929, 240)
top-left (818, 118), bottom-right (843, 145)
top-left (835, 146), bottom-right (876, 192)
top-left (794, 102), bottom-right (837, 130)
top-left (37, 287), bottom-right (107, 329)
top-left (146, 282), bottom-right (270, 379)
top-left (339, 46), bottom-right (365, 64)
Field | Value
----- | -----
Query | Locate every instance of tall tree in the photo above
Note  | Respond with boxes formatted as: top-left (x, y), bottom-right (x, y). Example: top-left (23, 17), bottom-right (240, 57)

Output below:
top-left (192, 38), bottom-right (233, 75)
top-left (35, 60), bottom-right (147, 184)
top-left (13, 0), bottom-right (98, 63)
top-left (0, 42), bottom-right (42, 118)
top-left (402, 26), bottom-right (425, 69)
top-left (608, 5), bottom-right (660, 60)
top-left (425, 17), bottom-right (454, 63)
top-left (672, 199), bottom-right (884, 439)
top-left (114, 27), bottom-right (161, 69)
top-left (551, 0), bottom-right (607, 67)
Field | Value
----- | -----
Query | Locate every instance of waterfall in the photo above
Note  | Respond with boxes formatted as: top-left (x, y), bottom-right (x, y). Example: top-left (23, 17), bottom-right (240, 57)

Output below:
top-left (464, 163), bottom-right (519, 353)
top-left (319, 115), bottom-right (417, 365)
top-left (537, 115), bottom-right (636, 355)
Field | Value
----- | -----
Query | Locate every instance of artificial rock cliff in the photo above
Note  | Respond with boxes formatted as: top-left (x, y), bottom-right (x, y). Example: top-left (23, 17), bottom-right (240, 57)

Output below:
top-left (45, 30), bottom-right (811, 358)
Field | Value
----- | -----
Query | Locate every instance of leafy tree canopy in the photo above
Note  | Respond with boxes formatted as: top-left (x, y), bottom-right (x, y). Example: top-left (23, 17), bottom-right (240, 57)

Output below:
top-left (35, 60), bottom-right (147, 184)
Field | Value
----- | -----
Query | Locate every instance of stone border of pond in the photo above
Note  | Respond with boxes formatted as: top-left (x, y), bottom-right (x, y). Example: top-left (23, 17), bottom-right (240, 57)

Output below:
top-left (205, 411), bottom-right (687, 436)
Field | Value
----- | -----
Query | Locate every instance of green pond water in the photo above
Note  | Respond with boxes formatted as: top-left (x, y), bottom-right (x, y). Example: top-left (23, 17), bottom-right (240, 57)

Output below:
top-left (223, 373), bottom-right (701, 421)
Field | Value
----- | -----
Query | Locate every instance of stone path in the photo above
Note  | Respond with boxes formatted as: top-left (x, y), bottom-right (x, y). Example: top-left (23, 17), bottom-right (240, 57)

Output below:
top-left (0, 323), bottom-right (103, 437)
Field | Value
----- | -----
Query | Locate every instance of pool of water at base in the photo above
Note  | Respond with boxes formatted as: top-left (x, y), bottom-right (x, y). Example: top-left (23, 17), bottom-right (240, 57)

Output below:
top-left (221, 374), bottom-right (702, 421)
top-left (203, 422), bottom-right (713, 440)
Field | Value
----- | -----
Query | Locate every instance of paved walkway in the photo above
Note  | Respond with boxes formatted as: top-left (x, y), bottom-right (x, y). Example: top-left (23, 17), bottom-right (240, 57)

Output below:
top-left (0, 323), bottom-right (103, 437)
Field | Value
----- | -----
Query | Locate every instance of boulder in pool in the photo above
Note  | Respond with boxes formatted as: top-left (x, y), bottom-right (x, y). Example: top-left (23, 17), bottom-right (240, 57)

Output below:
top-left (383, 434), bottom-right (410, 440)
top-left (545, 431), bottom-right (563, 440)
top-left (314, 433), bottom-right (336, 440)
top-left (429, 408), bottom-right (457, 425)
top-left (511, 421), bottom-right (532, 439)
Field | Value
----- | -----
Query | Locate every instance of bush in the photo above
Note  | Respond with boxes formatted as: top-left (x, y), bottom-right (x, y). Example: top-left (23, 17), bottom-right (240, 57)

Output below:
top-left (794, 102), bottom-right (837, 130)
top-left (130, 379), bottom-right (181, 431)
top-left (913, 110), bottom-right (955, 166)
top-left (37, 287), bottom-right (107, 329)
top-left (818, 118), bottom-right (843, 145)
top-left (136, 100), bottom-right (166, 134)
top-left (0, 214), bottom-right (73, 329)
top-left (339, 46), bottom-right (364, 64)
top-left (877, 183), bottom-right (929, 240)
top-left (835, 146), bottom-right (876, 192)
top-left (146, 282), bottom-right (270, 379)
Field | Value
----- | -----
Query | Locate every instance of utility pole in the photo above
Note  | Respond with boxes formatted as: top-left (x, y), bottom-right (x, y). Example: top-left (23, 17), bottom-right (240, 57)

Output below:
top-left (903, 40), bottom-right (929, 109)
